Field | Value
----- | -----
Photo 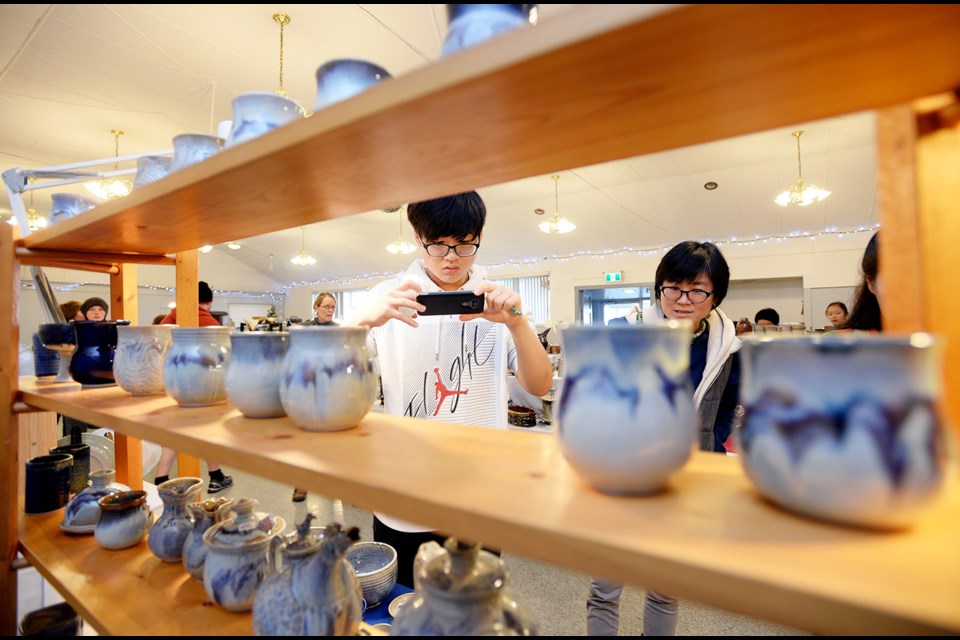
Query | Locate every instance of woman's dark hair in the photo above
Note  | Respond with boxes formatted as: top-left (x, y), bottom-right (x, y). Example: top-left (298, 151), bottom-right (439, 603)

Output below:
top-left (407, 191), bottom-right (486, 243)
top-left (842, 231), bottom-right (881, 331)
top-left (654, 241), bottom-right (730, 307)
top-left (826, 301), bottom-right (848, 316)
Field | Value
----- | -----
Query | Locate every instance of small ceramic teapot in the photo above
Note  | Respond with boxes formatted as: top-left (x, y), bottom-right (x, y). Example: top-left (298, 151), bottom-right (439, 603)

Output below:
top-left (61, 469), bottom-right (130, 534)
top-left (252, 519), bottom-right (363, 636)
top-left (392, 537), bottom-right (538, 636)
top-left (202, 497), bottom-right (286, 612)
top-left (148, 477), bottom-right (203, 562)
top-left (182, 496), bottom-right (233, 582)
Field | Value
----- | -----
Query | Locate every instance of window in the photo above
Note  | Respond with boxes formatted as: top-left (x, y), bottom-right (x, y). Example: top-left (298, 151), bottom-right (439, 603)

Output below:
top-left (490, 275), bottom-right (550, 323)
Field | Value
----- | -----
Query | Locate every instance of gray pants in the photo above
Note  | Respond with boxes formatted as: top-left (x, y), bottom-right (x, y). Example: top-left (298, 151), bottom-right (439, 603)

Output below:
top-left (587, 577), bottom-right (679, 636)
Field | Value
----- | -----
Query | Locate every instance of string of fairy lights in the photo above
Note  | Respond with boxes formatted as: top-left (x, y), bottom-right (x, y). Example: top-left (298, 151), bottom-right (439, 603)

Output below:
top-left (18, 280), bottom-right (285, 303)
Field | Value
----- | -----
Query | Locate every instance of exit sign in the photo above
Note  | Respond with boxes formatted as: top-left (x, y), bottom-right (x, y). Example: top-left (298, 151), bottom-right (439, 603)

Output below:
top-left (604, 271), bottom-right (622, 283)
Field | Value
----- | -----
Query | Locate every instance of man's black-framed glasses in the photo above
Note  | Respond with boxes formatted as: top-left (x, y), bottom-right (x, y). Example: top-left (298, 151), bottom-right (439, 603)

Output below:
top-left (420, 239), bottom-right (480, 257)
top-left (660, 286), bottom-right (712, 304)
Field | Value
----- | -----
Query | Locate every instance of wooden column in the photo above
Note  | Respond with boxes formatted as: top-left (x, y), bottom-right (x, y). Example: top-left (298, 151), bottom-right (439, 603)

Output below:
top-left (109, 264), bottom-right (142, 489)
top-left (1, 223), bottom-right (19, 634)
top-left (174, 251), bottom-right (201, 478)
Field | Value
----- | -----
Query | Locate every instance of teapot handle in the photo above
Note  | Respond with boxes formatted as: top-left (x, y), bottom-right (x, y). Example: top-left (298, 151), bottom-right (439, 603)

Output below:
top-left (268, 534), bottom-right (286, 574)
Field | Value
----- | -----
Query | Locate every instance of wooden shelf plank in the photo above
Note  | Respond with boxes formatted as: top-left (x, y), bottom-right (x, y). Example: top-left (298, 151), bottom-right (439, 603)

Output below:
top-left (18, 378), bottom-right (960, 635)
top-left (20, 4), bottom-right (960, 256)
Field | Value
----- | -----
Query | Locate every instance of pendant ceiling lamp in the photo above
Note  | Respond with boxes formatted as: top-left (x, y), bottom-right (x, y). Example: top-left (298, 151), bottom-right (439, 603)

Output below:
top-left (291, 226), bottom-right (317, 265)
top-left (539, 174), bottom-right (576, 234)
top-left (84, 129), bottom-right (132, 200)
top-left (273, 13), bottom-right (290, 96)
top-left (386, 210), bottom-right (416, 254)
top-left (774, 130), bottom-right (831, 207)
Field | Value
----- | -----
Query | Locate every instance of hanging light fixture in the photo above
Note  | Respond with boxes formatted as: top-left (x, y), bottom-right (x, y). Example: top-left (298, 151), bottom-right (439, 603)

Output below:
top-left (84, 129), bottom-right (133, 200)
top-left (386, 210), bottom-right (416, 254)
top-left (7, 178), bottom-right (48, 230)
top-left (539, 175), bottom-right (576, 234)
top-left (774, 130), bottom-right (831, 207)
top-left (273, 13), bottom-right (290, 96)
top-left (291, 226), bottom-right (317, 265)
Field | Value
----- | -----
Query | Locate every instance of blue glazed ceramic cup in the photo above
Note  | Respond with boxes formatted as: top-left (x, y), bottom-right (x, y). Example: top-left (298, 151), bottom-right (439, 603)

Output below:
top-left (313, 59), bottom-right (392, 111)
top-left (25, 453), bottom-right (74, 515)
top-left (226, 92), bottom-right (306, 148)
top-left (440, 4), bottom-right (537, 58)
top-left (163, 327), bottom-right (232, 407)
top-left (226, 332), bottom-right (289, 418)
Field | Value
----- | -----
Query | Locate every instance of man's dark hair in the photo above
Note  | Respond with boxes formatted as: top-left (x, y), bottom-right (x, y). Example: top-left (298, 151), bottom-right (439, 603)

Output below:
top-left (199, 281), bottom-right (213, 303)
top-left (654, 241), bottom-right (730, 307)
top-left (754, 307), bottom-right (780, 326)
top-left (406, 191), bottom-right (486, 243)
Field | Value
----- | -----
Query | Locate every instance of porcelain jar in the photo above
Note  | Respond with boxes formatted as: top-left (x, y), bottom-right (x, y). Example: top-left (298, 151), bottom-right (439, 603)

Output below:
top-left (226, 91), bottom-right (306, 148)
top-left (555, 322), bottom-right (697, 495)
top-left (47, 193), bottom-right (98, 226)
top-left (148, 477), bottom-right (203, 562)
top-left (133, 154), bottom-right (173, 188)
top-left (313, 59), bottom-right (392, 110)
top-left (113, 324), bottom-right (174, 396)
top-left (391, 537), bottom-right (537, 636)
top-left (252, 520), bottom-right (363, 636)
top-left (225, 332), bottom-right (289, 418)
top-left (736, 333), bottom-right (947, 530)
top-left (94, 490), bottom-right (153, 550)
top-left (440, 4), bottom-right (538, 58)
top-left (61, 469), bottom-right (130, 534)
top-left (182, 497), bottom-right (233, 582)
top-left (69, 320), bottom-right (130, 386)
top-left (163, 326), bottom-right (232, 407)
top-left (279, 326), bottom-right (377, 432)
top-left (169, 133), bottom-right (224, 172)
top-left (202, 498), bottom-right (286, 612)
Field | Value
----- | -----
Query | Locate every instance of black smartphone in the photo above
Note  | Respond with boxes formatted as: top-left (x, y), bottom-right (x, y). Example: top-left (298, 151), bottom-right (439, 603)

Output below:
top-left (416, 291), bottom-right (486, 316)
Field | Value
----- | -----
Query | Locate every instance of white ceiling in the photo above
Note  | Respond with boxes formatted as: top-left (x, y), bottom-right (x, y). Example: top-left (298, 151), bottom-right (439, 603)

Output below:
top-left (0, 4), bottom-right (879, 288)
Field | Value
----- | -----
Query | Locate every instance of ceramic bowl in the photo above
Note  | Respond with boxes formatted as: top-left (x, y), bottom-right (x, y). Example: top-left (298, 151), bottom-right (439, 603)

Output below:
top-left (345, 541), bottom-right (397, 607)
top-left (507, 404), bottom-right (537, 427)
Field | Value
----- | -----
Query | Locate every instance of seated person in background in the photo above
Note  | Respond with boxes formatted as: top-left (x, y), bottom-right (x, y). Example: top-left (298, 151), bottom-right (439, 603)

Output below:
top-left (80, 297), bottom-right (108, 321)
top-left (754, 307), bottom-right (780, 328)
top-left (825, 301), bottom-right (849, 330)
top-left (60, 300), bottom-right (84, 321)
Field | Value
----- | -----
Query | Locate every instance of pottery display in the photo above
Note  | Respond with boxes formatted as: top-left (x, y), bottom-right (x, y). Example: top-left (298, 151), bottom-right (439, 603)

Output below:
top-left (226, 91), bottom-right (306, 148)
top-left (69, 320), bottom-right (130, 386)
top-left (313, 58), bottom-right (392, 110)
top-left (24, 453), bottom-right (73, 515)
top-left (183, 497), bottom-right (234, 582)
top-left (61, 469), bottom-right (130, 534)
top-left (252, 521), bottom-right (363, 636)
top-left (392, 537), bottom-right (537, 636)
top-left (202, 497), bottom-right (286, 612)
top-left (113, 324), bottom-right (174, 396)
top-left (226, 332), bottom-right (289, 418)
top-left (132, 154), bottom-right (173, 188)
top-left (440, 4), bottom-right (537, 58)
top-left (736, 333), bottom-right (947, 530)
top-left (555, 323), bottom-right (697, 494)
top-left (49, 443), bottom-right (90, 495)
top-left (279, 326), bottom-right (377, 432)
top-left (163, 326), bottom-right (232, 407)
top-left (95, 490), bottom-right (153, 550)
top-left (169, 133), bottom-right (224, 172)
top-left (37, 322), bottom-right (78, 384)
top-left (47, 193), bottom-right (99, 225)
top-left (148, 477), bottom-right (203, 562)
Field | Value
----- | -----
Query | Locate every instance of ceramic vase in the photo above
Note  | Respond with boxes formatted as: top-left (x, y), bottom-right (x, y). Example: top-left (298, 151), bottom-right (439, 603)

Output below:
top-left (170, 133), bottom-right (224, 172)
top-left (252, 521), bottom-right (364, 636)
top-left (183, 497), bottom-right (234, 582)
top-left (47, 193), bottom-right (99, 226)
top-left (313, 59), bottom-right (392, 110)
top-left (163, 326), bottom-right (232, 407)
top-left (113, 324), bottom-right (174, 396)
top-left (440, 4), bottom-right (537, 58)
top-left (279, 326), bottom-right (377, 432)
top-left (148, 477), bottom-right (203, 562)
top-left (69, 320), bottom-right (130, 386)
top-left (226, 92), bottom-right (306, 148)
top-left (133, 154), bottom-right (173, 188)
top-left (61, 469), bottom-right (130, 534)
top-left (555, 323), bottom-right (697, 495)
top-left (736, 333), bottom-right (947, 530)
top-left (95, 490), bottom-right (154, 550)
top-left (202, 498), bottom-right (285, 612)
top-left (226, 332), bottom-right (289, 418)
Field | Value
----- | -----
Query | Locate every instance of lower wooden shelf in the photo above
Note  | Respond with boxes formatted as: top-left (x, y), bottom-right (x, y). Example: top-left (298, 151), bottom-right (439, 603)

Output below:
top-left (16, 378), bottom-right (960, 635)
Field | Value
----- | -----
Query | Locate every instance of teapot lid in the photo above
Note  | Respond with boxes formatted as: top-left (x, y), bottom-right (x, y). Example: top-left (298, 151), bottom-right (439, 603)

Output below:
top-left (282, 513), bottom-right (323, 558)
top-left (418, 538), bottom-right (506, 597)
top-left (205, 497), bottom-right (283, 547)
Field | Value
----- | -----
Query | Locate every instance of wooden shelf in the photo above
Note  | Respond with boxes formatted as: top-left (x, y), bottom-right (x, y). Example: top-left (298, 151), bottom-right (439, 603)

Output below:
top-left (19, 4), bottom-right (960, 256)
top-left (18, 378), bottom-right (960, 635)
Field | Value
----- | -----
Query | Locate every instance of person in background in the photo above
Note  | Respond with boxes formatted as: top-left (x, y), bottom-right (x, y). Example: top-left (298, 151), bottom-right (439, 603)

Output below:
top-left (60, 300), bottom-right (84, 321)
top-left (80, 297), bottom-right (108, 321)
top-left (155, 281), bottom-right (233, 493)
top-left (825, 301), bottom-right (849, 330)
top-left (291, 291), bottom-right (339, 502)
top-left (753, 307), bottom-right (779, 328)
top-left (152, 313), bottom-right (169, 325)
top-left (587, 240), bottom-right (742, 636)
top-left (840, 231), bottom-right (882, 332)
top-left (345, 190), bottom-right (552, 588)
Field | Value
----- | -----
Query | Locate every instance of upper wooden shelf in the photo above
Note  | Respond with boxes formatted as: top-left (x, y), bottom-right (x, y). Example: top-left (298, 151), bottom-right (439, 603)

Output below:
top-left (20, 4), bottom-right (960, 256)
top-left (18, 378), bottom-right (960, 635)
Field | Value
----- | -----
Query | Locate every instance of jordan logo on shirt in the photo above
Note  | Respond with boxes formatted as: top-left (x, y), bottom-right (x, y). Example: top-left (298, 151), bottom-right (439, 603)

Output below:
top-left (433, 367), bottom-right (469, 416)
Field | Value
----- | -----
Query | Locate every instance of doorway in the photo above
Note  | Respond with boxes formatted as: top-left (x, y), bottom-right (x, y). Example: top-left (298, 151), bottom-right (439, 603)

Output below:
top-left (576, 285), bottom-right (653, 326)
